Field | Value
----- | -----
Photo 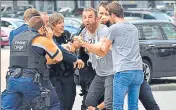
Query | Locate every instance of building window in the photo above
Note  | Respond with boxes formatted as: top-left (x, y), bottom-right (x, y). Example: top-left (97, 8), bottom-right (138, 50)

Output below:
top-left (80, 1), bottom-right (85, 7)
top-left (78, 1), bottom-right (86, 8)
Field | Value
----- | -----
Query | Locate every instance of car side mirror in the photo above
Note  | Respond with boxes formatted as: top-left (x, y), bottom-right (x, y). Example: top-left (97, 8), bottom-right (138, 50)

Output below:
top-left (8, 25), bottom-right (15, 29)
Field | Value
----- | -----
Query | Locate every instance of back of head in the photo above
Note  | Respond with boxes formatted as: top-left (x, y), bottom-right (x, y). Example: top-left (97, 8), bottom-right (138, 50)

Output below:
top-left (106, 1), bottom-right (124, 18)
top-left (49, 12), bottom-right (64, 29)
top-left (23, 8), bottom-right (40, 22)
top-left (28, 16), bottom-right (45, 30)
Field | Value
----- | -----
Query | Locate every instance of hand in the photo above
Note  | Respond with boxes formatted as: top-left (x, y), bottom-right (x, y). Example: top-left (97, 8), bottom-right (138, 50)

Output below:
top-left (73, 59), bottom-right (84, 69)
top-left (45, 27), bottom-right (53, 39)
top-left (73, 35), bottom-right (85, 45)
top-left (61, 43), bottom-right (72, 52)
top-left (88, 106), bottom-right (96, 110)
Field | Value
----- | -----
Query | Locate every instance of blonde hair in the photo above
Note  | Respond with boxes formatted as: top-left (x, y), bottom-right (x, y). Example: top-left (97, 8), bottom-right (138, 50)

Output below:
top-left (23, 8), bottom-right (40, 22)
top-left (49, 12), bottom-right (64, 29)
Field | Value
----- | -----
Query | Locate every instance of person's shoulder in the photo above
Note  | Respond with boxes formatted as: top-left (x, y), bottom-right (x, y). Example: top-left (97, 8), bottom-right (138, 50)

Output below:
top-left (98, 24), bottom-right (108, 32)
top-left (32, 36), bottom-right (47, 43)
top-left (13, 24), bottom-right (28, 35)
top-left (64, 30), bottom-right (71, 35)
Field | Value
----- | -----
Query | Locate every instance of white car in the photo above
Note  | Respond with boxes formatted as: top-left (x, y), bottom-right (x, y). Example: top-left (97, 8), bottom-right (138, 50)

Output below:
top-left (1, 17), bottom-right (24, 29)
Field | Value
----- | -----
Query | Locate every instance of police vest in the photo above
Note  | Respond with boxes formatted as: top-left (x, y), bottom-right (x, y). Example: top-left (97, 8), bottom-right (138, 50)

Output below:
top-left (10, 30), bottom-right (47, 74)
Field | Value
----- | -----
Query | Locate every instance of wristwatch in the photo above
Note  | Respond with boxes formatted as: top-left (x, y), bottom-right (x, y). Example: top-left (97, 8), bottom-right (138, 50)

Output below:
top-left (95, 107), bottom-right (99, 110)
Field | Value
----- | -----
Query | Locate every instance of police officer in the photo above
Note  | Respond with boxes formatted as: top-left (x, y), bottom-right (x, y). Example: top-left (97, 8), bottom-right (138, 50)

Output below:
top-left (9, 8), bottom-right (40, 45)
top-left (48, 13), bottom-right (84, 110)
top-left (1, 16), bottom-right (62, 110)
top-left (8, 8), bottom-right (41, 110)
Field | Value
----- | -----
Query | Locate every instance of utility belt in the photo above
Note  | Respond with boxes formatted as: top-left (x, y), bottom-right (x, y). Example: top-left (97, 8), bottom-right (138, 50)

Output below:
top-left (7, 68), bottom-right (41, 84)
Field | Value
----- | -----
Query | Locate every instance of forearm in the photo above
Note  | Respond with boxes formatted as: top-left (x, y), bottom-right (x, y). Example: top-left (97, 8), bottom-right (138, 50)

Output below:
top-left (84, 43), bottom-right (107, 57)
top-left (57, 45), bottom-right (78, 64)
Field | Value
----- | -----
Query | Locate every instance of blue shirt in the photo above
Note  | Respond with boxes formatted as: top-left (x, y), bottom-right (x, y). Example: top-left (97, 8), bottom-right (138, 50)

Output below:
top-left (9, 24), bottom-right (28, 45)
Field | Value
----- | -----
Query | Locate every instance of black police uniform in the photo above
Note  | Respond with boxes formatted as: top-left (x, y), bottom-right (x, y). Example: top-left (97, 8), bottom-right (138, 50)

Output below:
top-left (49, 30), bottom-right (77, 110)
top-left (1, 29), bottom-right (60, 110)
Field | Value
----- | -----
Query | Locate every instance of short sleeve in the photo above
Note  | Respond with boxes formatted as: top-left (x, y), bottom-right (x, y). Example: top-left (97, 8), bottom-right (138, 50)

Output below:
top-left (98, 25), bottom-right (109, 39)
top-left (107, 25), bottom-right (116, 42)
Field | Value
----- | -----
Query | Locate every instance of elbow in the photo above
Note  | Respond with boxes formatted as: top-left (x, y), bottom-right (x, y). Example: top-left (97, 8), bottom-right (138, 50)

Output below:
top-left (59, 55), bottom-right (63, 62)
top-left (58, 52), bottom-right (63, 61)
top-left (55, 52), bottom-right (63, 62)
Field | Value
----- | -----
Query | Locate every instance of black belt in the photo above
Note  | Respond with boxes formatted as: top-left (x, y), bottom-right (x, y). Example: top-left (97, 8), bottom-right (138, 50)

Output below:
top-left (10, 71), bottom-right (36, 79)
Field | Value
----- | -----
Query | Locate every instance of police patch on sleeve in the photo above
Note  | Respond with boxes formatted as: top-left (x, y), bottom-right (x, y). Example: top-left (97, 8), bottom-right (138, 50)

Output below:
top-left (12, 40), bottom-right (28, 52)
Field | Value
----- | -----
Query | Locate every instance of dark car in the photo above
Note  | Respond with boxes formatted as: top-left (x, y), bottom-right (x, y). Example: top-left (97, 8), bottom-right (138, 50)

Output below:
top-left (132, 20), bottom-right (176, 83)
top-left (76, 20), bottom-right (176, 83)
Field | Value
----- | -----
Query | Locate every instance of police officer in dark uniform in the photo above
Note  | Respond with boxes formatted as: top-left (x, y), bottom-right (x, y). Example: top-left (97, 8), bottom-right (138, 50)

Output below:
top-left (1, 16), bottom-right (62, 110)
top-left (48, 13), bottom-right (84, 110)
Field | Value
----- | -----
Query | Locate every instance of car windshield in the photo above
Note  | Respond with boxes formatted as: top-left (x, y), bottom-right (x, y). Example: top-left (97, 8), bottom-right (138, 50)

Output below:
top-left (153, 12), bottom-right (172, 21)
top-left (12, 20), bottom-right (24, 28)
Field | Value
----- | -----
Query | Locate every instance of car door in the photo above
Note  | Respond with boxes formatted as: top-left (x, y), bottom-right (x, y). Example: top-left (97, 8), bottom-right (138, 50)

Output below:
top-left (141, 24), bottom-right (173, 78)
top-left (160, 23), bottom-right (176, 76)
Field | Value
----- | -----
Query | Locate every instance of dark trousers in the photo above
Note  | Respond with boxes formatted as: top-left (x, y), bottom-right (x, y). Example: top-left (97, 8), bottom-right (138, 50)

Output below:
top-left (80, 77), bottom-right (159, 110)
top-left (51, 74), bottom-right (76, 110)
top-left (79, 67), bottom-right (105, 110)
top-left (139, 80), bottom-right (160, 110)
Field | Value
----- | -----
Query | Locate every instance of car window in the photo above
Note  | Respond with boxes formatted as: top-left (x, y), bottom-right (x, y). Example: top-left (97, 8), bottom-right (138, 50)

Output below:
top-left (161, 23), bottom-right (176, 40)
top-left (124, 12), bottom-right (131, 17)
top-left (135, 25), bottom-right (143, 40)
top-left (72, 20), bottom-right (81, 28)
top-left (142, 25), bottom-right (163, 40)
top-left (131, 13), bottom-right (142, 18)
top-left (153, 12), bottom-right (172, 21)
top-left (143, 14), bottom-right (155, 19)
top-left (1, 21), bottom-right (12, 27)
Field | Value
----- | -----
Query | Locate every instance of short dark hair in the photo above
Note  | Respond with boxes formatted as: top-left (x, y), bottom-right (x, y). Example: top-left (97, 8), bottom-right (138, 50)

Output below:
top-left (98, 2), bottom-right (108, 11)
top-left (83, 7), bottom-right (98, 17)
top-left (28, 16), bottom-right (45, 30)
top-left (106, 1), bottom-right (124, 18)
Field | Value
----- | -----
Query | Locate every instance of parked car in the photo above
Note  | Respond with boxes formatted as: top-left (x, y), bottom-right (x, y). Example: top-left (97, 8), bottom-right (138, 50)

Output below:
top-left (1, 27), bottom-right (10, 48)
top-left (76, 20), bottom-right (176, 83)
top-left (1, 17), bottom-right (24, 29)
top-left (64, 17), bottom-right (82, 35)
top-left (124, 9), bottom-right (174, 23)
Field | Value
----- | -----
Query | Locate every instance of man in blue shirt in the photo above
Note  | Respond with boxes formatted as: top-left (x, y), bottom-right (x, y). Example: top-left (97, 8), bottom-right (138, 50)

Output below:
top-left (9, 8), bottom-right (40, 45)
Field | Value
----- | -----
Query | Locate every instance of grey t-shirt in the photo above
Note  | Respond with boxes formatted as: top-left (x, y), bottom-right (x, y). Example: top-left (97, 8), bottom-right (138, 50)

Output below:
top-left (82, 24), bottom-right (114, 76)
top-left (108, 22), bottom-right (143, 73)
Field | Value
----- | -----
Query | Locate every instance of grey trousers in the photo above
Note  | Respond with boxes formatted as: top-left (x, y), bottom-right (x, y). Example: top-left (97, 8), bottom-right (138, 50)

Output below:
top-left (85, 74), bottom-right (114, 110)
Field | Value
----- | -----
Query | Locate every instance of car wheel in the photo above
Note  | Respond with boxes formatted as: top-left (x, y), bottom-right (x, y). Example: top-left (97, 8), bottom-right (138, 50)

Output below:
top-left (143, 59), bottom-right (152, 83)
top-left (1, 45), bottom-right (4, 48)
